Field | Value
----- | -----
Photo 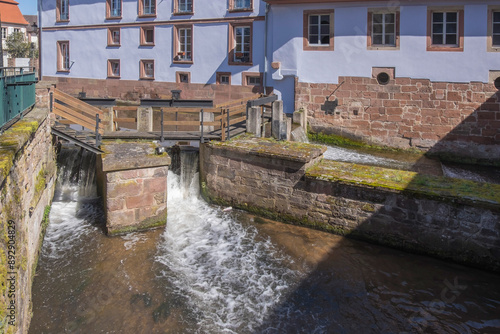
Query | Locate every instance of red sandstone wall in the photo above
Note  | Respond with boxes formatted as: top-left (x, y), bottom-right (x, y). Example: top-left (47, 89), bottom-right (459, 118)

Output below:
top-left (43, 76), bottom-right (263, 106)
top-left (296, 76), bottom-right (500, 162)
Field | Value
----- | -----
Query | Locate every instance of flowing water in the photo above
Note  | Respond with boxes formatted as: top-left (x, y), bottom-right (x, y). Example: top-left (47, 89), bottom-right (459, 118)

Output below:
top-left (30, 149), bottom-right (500, 333)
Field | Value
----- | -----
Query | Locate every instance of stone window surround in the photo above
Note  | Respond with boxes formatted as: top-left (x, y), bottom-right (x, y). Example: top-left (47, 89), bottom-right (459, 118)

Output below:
top-left (173, 0), bottom-right (194, 15)
top-left (140, 26), bottom-right (155, 46)
top-left (303, 9), bottom-right (335, 51)
top-left (176, 71), bottom-right (191, 83)
top-left (106, 0), bottom-right (122, 20)
top-left (138, 0), bottom-right (156, 18)
top-left (426, 6), bottom-right (464, 52)
top-left (228, 21), bottom-right (253, 66)
top-left (107, 59), bottom-right (121, 78)
top-left (173, 24), bottom-right (193, 64)
top-left (216, 72), bottom-right (231, 85)
top-left (57, 40), bottom-right (70, 72)
top-left (140, 59), bottom-right (155, 80)
top-left (487, 5), bottom-right (500, 52)
top-left (229, 0), bottom-right (253, 13)
top-left (107, 27), bottom-right (121, 46)
top-left (367, 8), bottom-right (400, 50)
top-left (242, 71), bottom-right (263, 87)
top-left (56, 0), bottom-right (70, 22)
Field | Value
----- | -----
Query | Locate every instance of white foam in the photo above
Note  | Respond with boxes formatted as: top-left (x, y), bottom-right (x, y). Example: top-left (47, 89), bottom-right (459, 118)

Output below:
top-left (156, 170), bottom-right (299, 333)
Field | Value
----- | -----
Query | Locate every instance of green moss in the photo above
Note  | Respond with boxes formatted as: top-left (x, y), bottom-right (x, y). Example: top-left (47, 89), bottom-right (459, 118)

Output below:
top-left (20, 256), bottom-right (27, 271)
top-left (308, 130), bottom-right (422, 155)
top-left (307, 160), bottom-right (500, 209)
top-left (107, 215), bottom-right (167, 236)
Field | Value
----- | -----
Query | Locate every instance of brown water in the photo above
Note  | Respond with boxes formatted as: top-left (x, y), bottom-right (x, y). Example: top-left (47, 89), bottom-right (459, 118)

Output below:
top-left (29, 152), bottom-right (500, 334)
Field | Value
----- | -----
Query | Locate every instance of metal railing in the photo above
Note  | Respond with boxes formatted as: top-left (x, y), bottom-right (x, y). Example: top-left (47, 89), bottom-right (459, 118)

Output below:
top-left (0, 67), bottom-right (37, 131)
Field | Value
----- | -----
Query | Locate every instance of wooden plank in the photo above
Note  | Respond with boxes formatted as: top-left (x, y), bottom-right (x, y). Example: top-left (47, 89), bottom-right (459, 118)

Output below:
top-left (54, 97), bottom-right (103, 123)
top-left (163, 121), bottom-right (201, 126)
top-left (161, 108), bottom-right (215, 114)
top-left (53, 106), bottom-right (101, 133)
top-left (215, 94), bottom-right (260, 108)
top-left (54, 102), bottom-right (105, 131)
top-left (54, 89), bottom-right (103, 117)
top-left (114, 117), bottom-right (137, 122)
top-left (113, 106), bottom-right (138, 111)
top-left (229, 115), bottom-right (246, 126)
top-left (228, 105), bottom-right (246, 114)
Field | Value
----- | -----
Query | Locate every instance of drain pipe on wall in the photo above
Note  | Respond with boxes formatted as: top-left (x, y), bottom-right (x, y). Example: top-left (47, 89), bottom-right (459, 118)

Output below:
top-left (263, 3), bottom-right (270, 94)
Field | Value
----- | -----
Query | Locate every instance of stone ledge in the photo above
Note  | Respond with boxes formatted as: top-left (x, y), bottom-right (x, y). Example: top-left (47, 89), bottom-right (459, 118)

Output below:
top-left (208, 135), bottom-right (326, 163)
top-left (0, 108), bottom-right (49, 184)
top-left (307, 160), bottom-right (500, 211)
top-left (100, 142), bottom-right (171, 172)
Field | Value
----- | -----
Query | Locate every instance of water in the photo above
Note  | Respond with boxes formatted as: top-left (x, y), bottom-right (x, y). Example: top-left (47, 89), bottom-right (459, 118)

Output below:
top-left (30, 149), bottom-right (500, 333)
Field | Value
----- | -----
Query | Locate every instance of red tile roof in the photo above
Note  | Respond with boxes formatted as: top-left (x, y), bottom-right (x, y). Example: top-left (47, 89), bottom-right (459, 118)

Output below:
top-left (0, 0), bottom-right (29, 26)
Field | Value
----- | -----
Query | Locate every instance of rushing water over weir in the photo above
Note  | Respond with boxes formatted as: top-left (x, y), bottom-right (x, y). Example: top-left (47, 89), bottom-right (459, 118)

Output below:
top-left (30, 148), bottom-right (500, 333)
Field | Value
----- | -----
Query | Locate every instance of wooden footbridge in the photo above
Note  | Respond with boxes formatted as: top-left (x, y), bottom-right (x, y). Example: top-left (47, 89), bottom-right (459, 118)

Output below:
top-left (50, 89), bottom-right (277, 153)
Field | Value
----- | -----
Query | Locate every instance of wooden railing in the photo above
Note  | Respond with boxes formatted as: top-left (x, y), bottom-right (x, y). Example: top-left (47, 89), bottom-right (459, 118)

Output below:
top-left (52, 89), bottom-right (104, 145)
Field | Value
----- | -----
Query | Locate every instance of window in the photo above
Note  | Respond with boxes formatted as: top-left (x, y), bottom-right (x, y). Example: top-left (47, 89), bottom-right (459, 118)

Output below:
top-left (174, 0), bottom-right (193, 14)
top-left (174, 25), bottom-right (193, 62)
top-left (57, 41), bottom-right (70, 72)
top-left (108, 59), bottom-right (120, 78)
top-left (57, 0), bottom-right (69, 22)
top-left (106, 0), bottom-right (122, 19)
top-left (108, 28), bottom-right (120, 46)
top-left (139, 0), bottom-right (156, 17)
top-left (427, 7), bottom-right (464, 51)
top-left (1, 28), bottom-right (6, 39)
top-left (229, 23), bottom-right (252, 65)
top-left (488, 6), bottom-right (500, 52)
top-left (13, 28), bottom-right (20, 34)
top-left (140, 60), bottom-right (154, 79)
top-left (242, 72), bottom-right (263, 92)
top-left (229, 0), bottom-right (252, 12)
top-left (140, 26), bottom-right (155, 45)
top-left (217, 72), bottom-right (231, 85)
top-left (176, 72), bottom-right (190, 83)
top-left (367, 9), bottom-right (400, 49)
top-left (303, 10), bottom-right (334, 51)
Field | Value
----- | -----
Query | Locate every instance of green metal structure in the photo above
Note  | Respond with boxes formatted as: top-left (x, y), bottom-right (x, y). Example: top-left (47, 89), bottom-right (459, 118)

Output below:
top-left (1, 67), bottom-right (36, 130)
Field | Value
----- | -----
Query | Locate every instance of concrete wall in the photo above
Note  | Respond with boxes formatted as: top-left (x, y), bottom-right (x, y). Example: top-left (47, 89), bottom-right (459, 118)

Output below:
top-left (0, 107), bottom-right (57, 333)
top-left (200, 138), bottom-right (500, 272)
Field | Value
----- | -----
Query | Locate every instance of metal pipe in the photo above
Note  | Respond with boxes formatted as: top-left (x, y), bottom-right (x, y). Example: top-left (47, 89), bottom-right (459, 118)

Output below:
top-left (160, 107), bottom-right (164, 142)
top-left (227, 107), bottom-right (230, 140)
top-left (263, 3), bottom-right (270, 94)
top-left (200, 108), bottom-right (204, 143)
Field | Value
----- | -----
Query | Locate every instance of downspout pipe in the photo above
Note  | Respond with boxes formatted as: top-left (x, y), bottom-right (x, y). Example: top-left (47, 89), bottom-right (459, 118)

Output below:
top-left (263, 3), bottom-right (270, 95)
top-left (37, 0), bottom-right (42, 80)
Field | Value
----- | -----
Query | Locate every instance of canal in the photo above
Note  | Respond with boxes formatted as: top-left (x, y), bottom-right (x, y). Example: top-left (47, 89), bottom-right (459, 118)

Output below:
top-left (29, 149), bottom-right (500, 333)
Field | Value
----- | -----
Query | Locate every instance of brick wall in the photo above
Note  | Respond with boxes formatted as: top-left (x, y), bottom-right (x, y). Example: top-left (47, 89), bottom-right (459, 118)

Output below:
top-left (296, 76), bottom-right (500, 163)
top-left (43, 76), bottom-right (263, 106)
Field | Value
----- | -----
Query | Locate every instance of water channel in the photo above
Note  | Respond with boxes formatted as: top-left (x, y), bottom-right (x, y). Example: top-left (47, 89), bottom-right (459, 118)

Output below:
top-left (29, 148), bottom-right (500, 333)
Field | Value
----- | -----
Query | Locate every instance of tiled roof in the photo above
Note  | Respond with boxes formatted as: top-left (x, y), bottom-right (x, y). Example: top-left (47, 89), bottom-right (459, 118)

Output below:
top-left (0, 0), bottom-right (29, 26)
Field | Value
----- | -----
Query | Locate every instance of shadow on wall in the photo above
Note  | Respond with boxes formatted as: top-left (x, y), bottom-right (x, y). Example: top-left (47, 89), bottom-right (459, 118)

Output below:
top-left (251, 85), bottom-right (500, 332)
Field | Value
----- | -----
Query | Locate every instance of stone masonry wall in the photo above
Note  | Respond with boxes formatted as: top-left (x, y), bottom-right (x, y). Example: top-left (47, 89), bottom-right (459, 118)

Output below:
top-left (44, 76), bottom-right (263, 106)
top-left (200, 140), bottom-right (500, 272)
top-left (100, 166), bottom-right (169, 235)
top-left (296, 76), bottom-right (500, 163)
top-left (0, 109), bottom-right (57, 334)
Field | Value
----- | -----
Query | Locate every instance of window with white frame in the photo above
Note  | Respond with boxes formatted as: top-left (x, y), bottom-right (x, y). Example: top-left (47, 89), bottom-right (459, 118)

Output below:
top-left (108, 59), bottom-right (120, 77)
top-left (217, 73), bottom-right (230, 85)
top-left (177, 0), bottom-right (193, 13)
top-left (246, 76), bottom-right (260, 86)
top-left (309, 14), bottom-right (330, 46)
top-left (494, 11), bottom-right (500, 46)
top-left (431, 12), bottom-right (458, 46)
top-left (234, 26), bottom-right (251, 63)
top-left (177, 27), bottom-right (192, 61)
top-left (140, 0), bottom-right (156, 16)
top-left (234, 0), bottom-right (251, 10)
top-left (372, 13), bottom-right (396, 46)
top-left (1, 28), bottom-right (6, 39)
top-left (140, 60), bottom-right (154, 79)
top-left (57, 41), bottom-right (70, 71)
top-left (13, 28), bottom-right (20, 33)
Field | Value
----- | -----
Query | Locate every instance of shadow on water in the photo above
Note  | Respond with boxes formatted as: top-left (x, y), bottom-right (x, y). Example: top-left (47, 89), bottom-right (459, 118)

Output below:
top-left (254, 91), bottom-right (500, 333)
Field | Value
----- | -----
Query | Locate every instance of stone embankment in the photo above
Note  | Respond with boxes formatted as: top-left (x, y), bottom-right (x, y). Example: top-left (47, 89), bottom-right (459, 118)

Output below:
top-left (200, 136), bottom-right (500, 272)
top-left (0, 107), bottom-right (57, 334)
